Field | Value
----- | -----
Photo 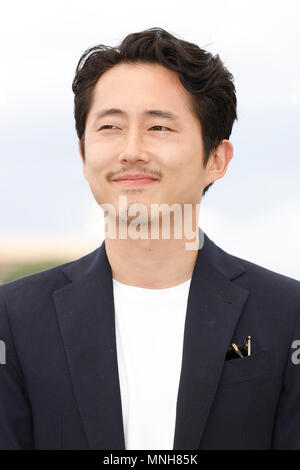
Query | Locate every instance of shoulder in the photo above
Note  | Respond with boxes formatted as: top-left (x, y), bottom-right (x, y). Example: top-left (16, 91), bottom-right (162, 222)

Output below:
top-left (224, 249), bottom-right (300, 312)
top-left (204, 231), bottom-right (300, 312)
top-left (208, 243), bottom-right (300, 347)
top-left (205, 232), bottom-right (300, 295)
top-left (0, 247), bottom-right (99, 308)
top-left (231, 251), bottom-right (300, 289)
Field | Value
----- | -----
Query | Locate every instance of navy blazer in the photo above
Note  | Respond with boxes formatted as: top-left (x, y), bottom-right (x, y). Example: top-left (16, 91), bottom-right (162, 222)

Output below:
top-left (0, 231), bottom-right (300, 450)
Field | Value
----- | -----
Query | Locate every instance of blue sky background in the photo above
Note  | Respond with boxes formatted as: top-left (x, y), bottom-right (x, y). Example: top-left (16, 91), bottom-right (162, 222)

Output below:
top-left (0, 0), bottom-right (299, 279)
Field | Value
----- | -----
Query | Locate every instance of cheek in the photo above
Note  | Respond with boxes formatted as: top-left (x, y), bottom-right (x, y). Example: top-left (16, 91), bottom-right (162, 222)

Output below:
top-left (85, 153), bottom-right (109, 176)
top-left (185, 151), bottom-right (203, 179)
top-left (163, 138), bottom-right (202, 169)
top-left (85, 139), bottom-right (114, 170)
top-left (165, 155), bottom-right (203, 180)
top-left (167, 155), bottom-right (203, 197)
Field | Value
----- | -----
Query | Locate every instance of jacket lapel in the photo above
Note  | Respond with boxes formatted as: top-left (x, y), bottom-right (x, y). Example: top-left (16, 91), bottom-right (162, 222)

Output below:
top-left (53, 243), bottom-right (126, 450)
top-left (53, 230), bottom-right (249, 450)
top-left (172, 235), bottom-right (249, 449)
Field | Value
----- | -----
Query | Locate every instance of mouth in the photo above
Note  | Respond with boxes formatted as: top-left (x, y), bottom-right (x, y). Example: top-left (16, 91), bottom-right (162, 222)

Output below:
top-left (111, 175), bottom-right (159, 186)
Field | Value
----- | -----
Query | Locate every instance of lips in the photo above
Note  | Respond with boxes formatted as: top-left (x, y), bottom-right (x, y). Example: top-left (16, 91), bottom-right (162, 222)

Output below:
top-left (112, 174), bottom-right (158, 181)
top-left (111, 174), bottom-right (159, 186)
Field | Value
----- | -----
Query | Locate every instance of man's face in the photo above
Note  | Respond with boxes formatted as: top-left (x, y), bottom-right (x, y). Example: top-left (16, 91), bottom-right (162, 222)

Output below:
top-left (81, 62), bottom-right (212, 222)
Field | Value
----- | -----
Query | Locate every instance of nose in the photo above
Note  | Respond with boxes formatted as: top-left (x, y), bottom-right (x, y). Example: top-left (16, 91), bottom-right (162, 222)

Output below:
top-left (118, 128), bottom-right (150, 165)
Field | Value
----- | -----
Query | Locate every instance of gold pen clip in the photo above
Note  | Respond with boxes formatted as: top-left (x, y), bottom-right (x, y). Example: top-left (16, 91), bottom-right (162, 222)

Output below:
top-left (231, 342), bottom-right (244, 358)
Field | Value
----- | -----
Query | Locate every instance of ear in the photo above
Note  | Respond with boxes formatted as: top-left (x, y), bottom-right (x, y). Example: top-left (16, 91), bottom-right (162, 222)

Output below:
top-left (78, 139), bottom-right (84, 160)
top-left (203, 140), bottom-right (234, 187)
top-left (78, 139), bottom-right (87, 179)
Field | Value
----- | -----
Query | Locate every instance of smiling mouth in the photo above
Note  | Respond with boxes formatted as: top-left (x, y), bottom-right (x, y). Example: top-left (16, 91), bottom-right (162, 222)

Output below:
top-left (111, 178), bottom-right (159, 186)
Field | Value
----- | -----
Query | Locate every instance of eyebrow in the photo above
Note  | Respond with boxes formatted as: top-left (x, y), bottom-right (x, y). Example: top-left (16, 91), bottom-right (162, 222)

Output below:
top-left (92, 108), bottom-right (180, 124)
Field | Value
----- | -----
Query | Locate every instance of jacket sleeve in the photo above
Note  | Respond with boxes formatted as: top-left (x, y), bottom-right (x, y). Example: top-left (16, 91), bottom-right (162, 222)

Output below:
top-left (0, 288), bottom-right (34, 449)
top-left (271, 309), bottom-right (300, 449)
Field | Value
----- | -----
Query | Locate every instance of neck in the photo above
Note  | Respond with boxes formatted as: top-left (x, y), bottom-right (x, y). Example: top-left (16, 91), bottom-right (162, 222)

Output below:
top-left (104, 219), bottom-right (200, 289)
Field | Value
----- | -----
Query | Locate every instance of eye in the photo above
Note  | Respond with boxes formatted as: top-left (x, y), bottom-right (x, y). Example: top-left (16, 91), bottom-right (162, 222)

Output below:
top-left (98, 125), bottom-right (120, 131)
top-left (150, 125), bottom-right (171, 131)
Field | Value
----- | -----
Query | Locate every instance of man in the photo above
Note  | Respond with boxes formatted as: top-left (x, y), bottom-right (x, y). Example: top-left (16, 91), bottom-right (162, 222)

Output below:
top-left (0, 27), bottom-right (300, 450)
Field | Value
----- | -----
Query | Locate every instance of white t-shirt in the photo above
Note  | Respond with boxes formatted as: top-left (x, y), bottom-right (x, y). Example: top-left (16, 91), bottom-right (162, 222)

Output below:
top-left (112, 277), bottom-right (192, 450)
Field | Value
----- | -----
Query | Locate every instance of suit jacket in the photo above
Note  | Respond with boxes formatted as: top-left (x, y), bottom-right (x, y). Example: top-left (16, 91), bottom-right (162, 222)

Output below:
top-left (0, 231), bottom-right (300, 450)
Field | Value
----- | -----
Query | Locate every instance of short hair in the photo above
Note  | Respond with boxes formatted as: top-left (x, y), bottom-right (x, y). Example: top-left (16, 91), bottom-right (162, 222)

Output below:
top-left (72, 27), bottom-right (237, 196)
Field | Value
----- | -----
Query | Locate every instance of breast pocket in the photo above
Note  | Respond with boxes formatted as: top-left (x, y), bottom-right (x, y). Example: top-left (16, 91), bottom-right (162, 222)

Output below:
top-left (219, 349), bottom-right (271, 385)
top-left (199, 349), bottom-right (273, 449)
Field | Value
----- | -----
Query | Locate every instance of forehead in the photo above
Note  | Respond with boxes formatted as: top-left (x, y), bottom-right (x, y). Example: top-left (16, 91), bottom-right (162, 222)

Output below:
top-left (90, 62), bottom-right (194, 114)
